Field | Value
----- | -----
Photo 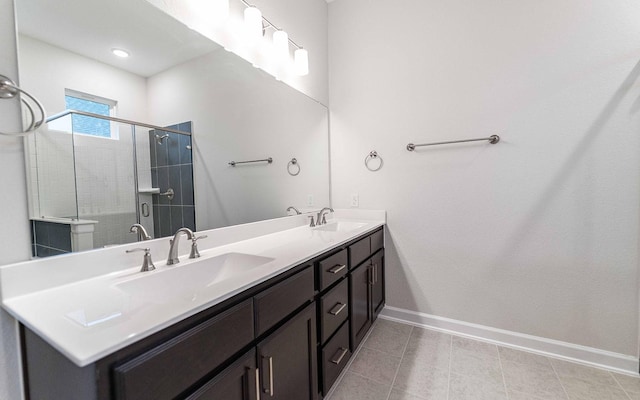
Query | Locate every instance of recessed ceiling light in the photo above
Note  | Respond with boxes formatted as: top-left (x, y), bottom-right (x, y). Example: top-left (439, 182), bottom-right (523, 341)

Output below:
top-left (111, 48), bottom-right (130, 58)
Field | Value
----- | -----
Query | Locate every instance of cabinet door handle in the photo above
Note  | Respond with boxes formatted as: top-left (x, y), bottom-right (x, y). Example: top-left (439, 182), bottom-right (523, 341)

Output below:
top-left (330, 347), bottom-right (349, 365)
top-left (368, 265), bottom-right (374, 285)
top-left (373, 263), bottom-right (377, 284)
top-left (328, 264), bottom-right (346, 274)
top-left (255, 368), bottom-right (261, 400)
top-left (264, 356), bottom-right (274, 397)
top-left (329, 302), bottom-right (347, 316)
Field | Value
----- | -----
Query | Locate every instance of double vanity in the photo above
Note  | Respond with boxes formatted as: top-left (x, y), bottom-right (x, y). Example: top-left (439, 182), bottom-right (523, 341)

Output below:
top-left (1, 210), bottom-right (386, 399)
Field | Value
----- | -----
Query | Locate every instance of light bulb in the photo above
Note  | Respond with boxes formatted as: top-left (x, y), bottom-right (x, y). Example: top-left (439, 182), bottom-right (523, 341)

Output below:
top-left (294, 48), bottom-right (309, 76)
top-left (273, 30), bottom-right (289, 61)
top-left (244, 6), bottom-right (263, 44)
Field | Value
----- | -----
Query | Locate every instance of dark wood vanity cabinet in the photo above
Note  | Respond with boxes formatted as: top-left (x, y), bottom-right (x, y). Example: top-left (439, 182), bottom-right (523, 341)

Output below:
top-left (21, 226), bottom-right (385, 400)
top-left (350, 259), bottom-right (373, 351)
top-left (257, 302), bottom-right (318, 400)
top-left (349, 228), bottom-right (385, 351)
top-left (113, 299), bottom-right (255, 400)
top-left (185, 350), bottom-right (257, 400)
top-left (316, 249), bottom-right (352, 396)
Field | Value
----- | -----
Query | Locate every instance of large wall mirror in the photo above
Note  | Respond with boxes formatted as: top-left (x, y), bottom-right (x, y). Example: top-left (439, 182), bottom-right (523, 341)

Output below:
top-left (16, 0), bottom-right (330, 257)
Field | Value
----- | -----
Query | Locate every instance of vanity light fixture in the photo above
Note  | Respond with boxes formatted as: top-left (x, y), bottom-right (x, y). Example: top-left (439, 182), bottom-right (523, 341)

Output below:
top-left (273, 29), bottom-right (289, 60)
top-left (294, 48), bottom-right (309, 76)
top-left (238, 0), bottom-right (309, 76)
top-left (111, 48), bottom-right (130, 58)
top-left (243, 6), bottom-right (263, 44)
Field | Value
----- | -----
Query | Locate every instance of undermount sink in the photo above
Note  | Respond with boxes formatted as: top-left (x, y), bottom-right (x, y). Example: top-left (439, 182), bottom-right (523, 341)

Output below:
top-left (115, 252), bottom-right (274, 303)
top-left (314, 221), bottom-right (367, 233)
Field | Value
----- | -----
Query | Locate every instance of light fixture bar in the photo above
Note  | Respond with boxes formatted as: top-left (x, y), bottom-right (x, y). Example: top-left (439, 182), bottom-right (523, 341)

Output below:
top-left (238, 0), bottom-right (304, 49)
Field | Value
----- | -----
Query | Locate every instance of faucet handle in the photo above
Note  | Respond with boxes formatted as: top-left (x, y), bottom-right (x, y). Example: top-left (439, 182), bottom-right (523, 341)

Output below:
top-left (189, 235), bottom-right (208, 259)
top-left (126, 248), bottom-right (156, 272)
top-left (308, 215), bottom-right (316, 227)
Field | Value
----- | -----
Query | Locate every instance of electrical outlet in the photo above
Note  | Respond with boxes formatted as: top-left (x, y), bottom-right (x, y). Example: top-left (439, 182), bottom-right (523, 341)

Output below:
top-left (307, 194), bottom-right (314, 206)
top-left (350, 193), bottom-right (359, 207)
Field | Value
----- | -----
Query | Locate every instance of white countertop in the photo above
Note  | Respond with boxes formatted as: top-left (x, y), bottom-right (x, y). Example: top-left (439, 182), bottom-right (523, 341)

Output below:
top-left (1, 210), bottom-right (385, 367)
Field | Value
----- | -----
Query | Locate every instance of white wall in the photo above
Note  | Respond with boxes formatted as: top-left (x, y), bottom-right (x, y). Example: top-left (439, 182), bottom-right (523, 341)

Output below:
top-left (18, 35), bottom-right (148, 121)
top-left (329, 0), bottom-right (640, 356)
top-left (147, 48), bottom-right (329, 230)
top-left (0, 0), bottom-right (30, 398)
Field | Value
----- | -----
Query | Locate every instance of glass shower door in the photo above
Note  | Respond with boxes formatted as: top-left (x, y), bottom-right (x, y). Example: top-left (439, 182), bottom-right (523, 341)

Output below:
top-left (72, 120), bottom-right (138, 248)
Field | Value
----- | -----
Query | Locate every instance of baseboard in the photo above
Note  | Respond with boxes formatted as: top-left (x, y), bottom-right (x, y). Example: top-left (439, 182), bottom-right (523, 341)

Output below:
top-left (379, 306), bottom-right (639, 376)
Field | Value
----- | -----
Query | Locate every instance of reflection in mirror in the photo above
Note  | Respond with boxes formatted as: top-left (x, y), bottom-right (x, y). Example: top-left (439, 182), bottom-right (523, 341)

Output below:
top-left (16, 0), bottom-right (329, 257)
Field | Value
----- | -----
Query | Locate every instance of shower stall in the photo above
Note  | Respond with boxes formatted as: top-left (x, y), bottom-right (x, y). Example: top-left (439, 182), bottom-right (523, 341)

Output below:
top-left (27, 110), bottom-right (195, 257)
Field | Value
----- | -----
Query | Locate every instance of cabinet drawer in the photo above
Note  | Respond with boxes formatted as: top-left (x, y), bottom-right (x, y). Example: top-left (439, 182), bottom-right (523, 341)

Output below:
top-left (321, 322), bottom-right (351, 395)
top-left (318, 249), bottom-right (348, 291)
top-left (113, 299), bottom-right (254, 400)
top-left (320, 278), bottom-right (349, 344)
top-left (371, 229), bottom-right (384, 253)
top-left (255, 265), bottom-right (315, 336)
top-left (348, 236), bottom-right (370, 269)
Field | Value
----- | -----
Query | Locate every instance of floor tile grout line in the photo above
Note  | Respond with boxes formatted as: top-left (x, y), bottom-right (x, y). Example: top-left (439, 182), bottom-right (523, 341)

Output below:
top-left (347, 370), bottom-right (393, 387)
top-left (384, 326), bottom-right (414, 400)
top-left (446, 334), bottom-right (453, 400)
top-left (610, 372), bottom-right (634, 400)
top-left (496, 346), bottom-right (511, 399)
top-left (549, 358), bottom-right (571, 400)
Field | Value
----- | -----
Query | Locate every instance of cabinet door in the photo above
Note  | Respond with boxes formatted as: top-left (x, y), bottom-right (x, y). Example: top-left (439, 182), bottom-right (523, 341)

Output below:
top-left (371, 250), bottom-right (385, 320)
top-left (349, 261), bottom-right (372, 351)
top-left (186, 350), bottom-right (257, 400)
top-left (257, 303), bottom-right (318, 400)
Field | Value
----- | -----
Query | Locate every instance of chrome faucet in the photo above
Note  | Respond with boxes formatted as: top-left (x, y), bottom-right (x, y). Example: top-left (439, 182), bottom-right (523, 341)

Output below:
top-left (130, 223), bottom-right (151, 240)
top-left (316, 207), bottom-right (334, 225)
top-left (286, 206), bottom-right (302, 215)
top-left (167, 228), bottom-right (194, 265)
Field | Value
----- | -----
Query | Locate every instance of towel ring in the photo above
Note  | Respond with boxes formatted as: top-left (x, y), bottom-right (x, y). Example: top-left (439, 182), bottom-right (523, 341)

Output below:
top-left (0, 74), bottom-right (46, 136)
top-left (364, 151), bottom-right (383, 172)
top-left (287, 158), bottom-right (301, 176)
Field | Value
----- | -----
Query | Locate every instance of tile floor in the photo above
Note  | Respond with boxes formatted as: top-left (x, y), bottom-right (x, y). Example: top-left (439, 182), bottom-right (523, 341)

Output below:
top-left (326, 319), bottom-right (640, 400)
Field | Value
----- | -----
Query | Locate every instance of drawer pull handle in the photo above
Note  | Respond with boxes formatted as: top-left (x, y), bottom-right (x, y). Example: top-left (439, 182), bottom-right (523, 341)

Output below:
top-left (328, 264), bottom-right (346, 274)
top-left (329, 302), bottom-right (347, 316)
top-left (330, 347), bottom-right (349, 365)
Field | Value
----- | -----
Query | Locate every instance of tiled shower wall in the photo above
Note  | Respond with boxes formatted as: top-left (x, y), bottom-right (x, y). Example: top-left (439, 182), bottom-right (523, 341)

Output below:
top-left (150, 122), bottom-right (195, 237)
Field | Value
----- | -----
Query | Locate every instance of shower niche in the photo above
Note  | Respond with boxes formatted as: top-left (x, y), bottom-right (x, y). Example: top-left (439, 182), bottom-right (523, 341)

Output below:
top-left (27, 112), bottom-right (195, 257)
